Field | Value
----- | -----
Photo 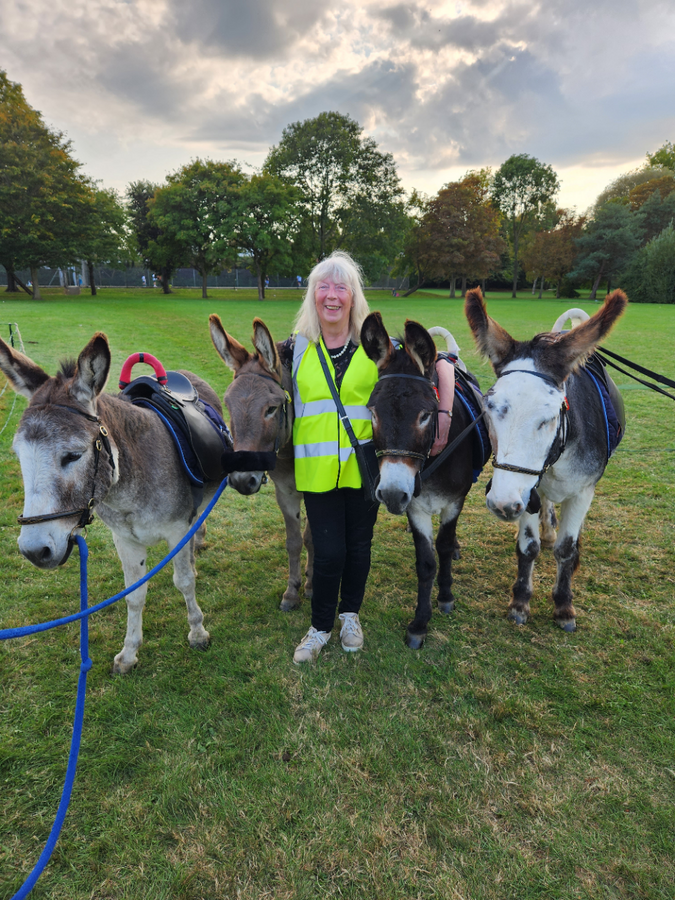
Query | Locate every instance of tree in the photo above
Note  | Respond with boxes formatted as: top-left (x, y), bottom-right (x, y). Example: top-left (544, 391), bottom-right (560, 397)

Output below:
top-left (593, 166), bottom-right (672, 212)
top-left (628, 174), bottom-right (675, 210)
top-left (233, 173), bottom-right (300, 300)
top-left (491, 154), bottom-right (561, 297)
top-left (425, 171), bottom-right (504, 297)
top-left (127, 180), bottom-right (182, 294)
top-left (0, 69), bottom-right (92, 297)
top-left (391, 191), bottom-right (437, 297)
top-left (265, 111), bottom-right (405, 273)
top-left (149, 159), bottom-right (246, 298)
top-left (520, 209), bottom-right (586, 298)
top-left (623, 222), bottom-right (675, 304)
top-left (571, 203), bottom-right (642, 299)
top-left (646, 141), bottom-right (675, 171)
top-left (78, 188), bottom-right (129, 296)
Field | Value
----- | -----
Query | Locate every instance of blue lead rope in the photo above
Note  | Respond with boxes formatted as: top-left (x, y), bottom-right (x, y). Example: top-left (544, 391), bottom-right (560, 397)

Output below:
top-left (3, 476), bottom-right (228, 898)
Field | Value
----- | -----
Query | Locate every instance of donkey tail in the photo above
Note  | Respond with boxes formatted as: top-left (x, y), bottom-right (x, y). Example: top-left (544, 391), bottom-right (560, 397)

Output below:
top-left (428, 326), bottom-right (468, 371)
top-left (551, 308), bottom-right (590, 333)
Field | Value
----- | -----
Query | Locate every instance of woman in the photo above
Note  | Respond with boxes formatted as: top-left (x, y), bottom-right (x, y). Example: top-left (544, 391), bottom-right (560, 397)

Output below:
top-left (288, 251), bottom-right (453, 663)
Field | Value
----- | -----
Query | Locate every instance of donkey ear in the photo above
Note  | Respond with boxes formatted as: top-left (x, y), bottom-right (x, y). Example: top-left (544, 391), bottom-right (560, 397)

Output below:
top-left (71, 333), bottom-right (110, 407)
top-left (209, 314), bottom-right (251, 372)
top-left (465, 287), bottom-right (516, 370)
top-left (404, 320), bottom-right (436, 378)
top-left (547, 290), bottom-right (628, 378)
top-left (361, 312), bottom-right (393, 370)
top-left (252, 318), bottom-right (280, 374)
top-left (0, 337), bottom-right (50, 399)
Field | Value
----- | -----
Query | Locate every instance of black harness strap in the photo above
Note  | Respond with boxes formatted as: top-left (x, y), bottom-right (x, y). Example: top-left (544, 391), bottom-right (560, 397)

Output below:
top-left (595, 351), bottom-right (675, 401)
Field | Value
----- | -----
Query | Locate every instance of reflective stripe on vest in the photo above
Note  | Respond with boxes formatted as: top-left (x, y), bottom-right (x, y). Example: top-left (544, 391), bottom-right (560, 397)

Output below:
top-left (292, 335), bottom-right (379, 492)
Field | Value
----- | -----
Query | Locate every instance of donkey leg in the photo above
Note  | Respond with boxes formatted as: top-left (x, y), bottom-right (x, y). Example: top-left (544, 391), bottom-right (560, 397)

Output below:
top-left (436, 501), bottom-right (463, 614)
top-left (272, 477), bottom-right (306, 611)
top-left (508, 512), bottom-right (541, 625)
top-left (552, 488), bottom-right (594, 632)
top-left (406, 507), bottom-right (436, 649)
top-left (167, 531), bottom-right (210, 650)
top-left (540, 497), bottom-right (558, 549)
top-left (112, 534), bottom-right (148, 674)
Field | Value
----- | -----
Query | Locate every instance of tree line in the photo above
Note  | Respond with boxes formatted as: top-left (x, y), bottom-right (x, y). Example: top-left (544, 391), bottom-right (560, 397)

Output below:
top-left (2, 68), bottom-right (675, 303)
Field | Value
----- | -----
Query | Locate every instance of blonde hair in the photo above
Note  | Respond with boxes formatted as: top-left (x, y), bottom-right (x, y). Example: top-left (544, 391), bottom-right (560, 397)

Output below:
top-left (294, 251), bottom-right (370, 344)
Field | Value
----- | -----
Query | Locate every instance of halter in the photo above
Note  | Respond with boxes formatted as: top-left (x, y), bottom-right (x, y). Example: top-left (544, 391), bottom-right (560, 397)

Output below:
top-left (373, 373), bottom-right (439, 463)
top-left (489, 369), bottom-right (570, 481)
top-left (232, 369), bottom-right (291, 454)
top-left (17, 404), bottom-right (116, 563)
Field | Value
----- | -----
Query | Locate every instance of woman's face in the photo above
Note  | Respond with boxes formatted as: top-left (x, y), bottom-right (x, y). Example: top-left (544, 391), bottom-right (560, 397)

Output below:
top-left (314, 276), bottom-right (353, 332)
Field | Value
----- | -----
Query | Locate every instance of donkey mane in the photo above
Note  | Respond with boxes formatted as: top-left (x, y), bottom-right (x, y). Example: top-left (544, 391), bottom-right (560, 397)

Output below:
top-left (58, 359), bottom-right (77, 379)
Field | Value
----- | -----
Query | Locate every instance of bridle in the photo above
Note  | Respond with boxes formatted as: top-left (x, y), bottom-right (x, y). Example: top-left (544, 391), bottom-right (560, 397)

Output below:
top-left (230, 370), bottom-right (291, 455)
top-left (17, 404), bottom-right (116, 563)
top-left (486, 369), bottom-right (569, 512)
top-left (372, 373), bottom-right (439, 464)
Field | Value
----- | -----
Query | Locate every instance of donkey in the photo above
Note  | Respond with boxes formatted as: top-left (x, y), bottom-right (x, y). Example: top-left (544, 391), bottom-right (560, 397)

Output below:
top-left (361, 314), bottom-right (481, 649)
top-left (0, 332), bottom-right (222, 673)
top-left (465, 288), bottom-right (628, 631)
top-left (209, 315), bottom-right (313, 611)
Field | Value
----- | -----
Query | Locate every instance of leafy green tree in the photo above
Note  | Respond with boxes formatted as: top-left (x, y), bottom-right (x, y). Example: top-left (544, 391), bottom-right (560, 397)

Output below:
top-left (571, 203), bottom-right (642, 298)
top-left (623, 222), bottom-right (675, 303)
top-left (593, 166), bottom-right (672, 212)
top-left (149, 159), bottom-right (246, 298)
top-left (265, 111), bottom-right (405, 274)
top-left (78, 188), bottom-right (129, 296)
top-left (127, 180), bottom-right (182, 293)
top-left (233, 173), bottom-right (300, 300)
top-left (520, 209), bottom-right (585, 298)
top-left (646, 141), bottom-right (675, 171)
top-left (491, 154), bottom-right (560, 297)
top-left (0, 69), bottom-right (91, 297)
top-left (391, 191), bottom-right (436, 297)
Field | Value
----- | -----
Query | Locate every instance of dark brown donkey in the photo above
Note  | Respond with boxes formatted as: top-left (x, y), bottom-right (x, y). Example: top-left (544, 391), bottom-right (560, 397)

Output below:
top-left (0, 333), bottom-right (223, 672)
top-left (209, 316), bottom-right (313, 610)
top-left (361, 314), bottom-right (480, 648)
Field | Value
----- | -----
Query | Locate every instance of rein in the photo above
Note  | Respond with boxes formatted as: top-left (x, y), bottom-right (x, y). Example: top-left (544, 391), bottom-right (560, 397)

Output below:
top-left (17, 405), bottom-right (115, 550)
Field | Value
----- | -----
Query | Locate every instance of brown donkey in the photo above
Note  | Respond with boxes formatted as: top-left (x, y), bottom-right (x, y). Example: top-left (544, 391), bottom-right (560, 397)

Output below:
top-left (0, 332), bottom-right (223, 672)
top-left (209, 315), bottom-right (313, 611)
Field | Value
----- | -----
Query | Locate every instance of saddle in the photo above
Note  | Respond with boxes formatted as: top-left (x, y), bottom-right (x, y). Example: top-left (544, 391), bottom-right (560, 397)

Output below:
top-left (121, 366), bottom-right (233, 487)
top-left (582, 353), bottom-right (626, 460)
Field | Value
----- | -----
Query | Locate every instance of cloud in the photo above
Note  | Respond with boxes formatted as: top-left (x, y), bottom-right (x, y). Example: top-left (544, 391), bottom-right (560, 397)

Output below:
top-left (1, 0), bottom-right (674, 209)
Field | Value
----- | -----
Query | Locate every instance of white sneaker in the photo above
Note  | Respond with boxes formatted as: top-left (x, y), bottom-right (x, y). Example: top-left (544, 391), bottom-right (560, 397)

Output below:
top-left (339, 612), bottom-right (363, 652)
top-left (293, 627), bottom-right (331, 664)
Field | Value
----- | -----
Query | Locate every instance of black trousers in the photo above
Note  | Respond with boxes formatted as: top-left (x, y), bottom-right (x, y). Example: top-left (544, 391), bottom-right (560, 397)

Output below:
top-left (303, 488), bottom-right (379, 633)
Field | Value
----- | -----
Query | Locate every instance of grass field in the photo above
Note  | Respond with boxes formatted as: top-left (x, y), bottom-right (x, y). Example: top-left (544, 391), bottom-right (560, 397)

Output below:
top-left (0, 288), bottom-right (674, 899)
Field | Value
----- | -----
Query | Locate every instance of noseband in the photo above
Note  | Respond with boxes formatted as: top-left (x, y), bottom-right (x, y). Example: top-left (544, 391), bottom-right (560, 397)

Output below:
top-left (489, 369), bottom-right (569, 482)
top-left (17, 404), bottom-right (116, 563)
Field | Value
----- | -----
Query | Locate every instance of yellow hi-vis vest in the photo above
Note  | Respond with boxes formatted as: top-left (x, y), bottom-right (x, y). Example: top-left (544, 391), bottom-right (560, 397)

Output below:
top-left (292, 334), bottom-right (379, 492)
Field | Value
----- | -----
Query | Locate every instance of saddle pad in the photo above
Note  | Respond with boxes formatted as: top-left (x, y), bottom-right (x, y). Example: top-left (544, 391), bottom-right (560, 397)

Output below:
top-left (454, 368), bottom-right (491, 482)
top-left (582, 354), bottom-right (625, 460)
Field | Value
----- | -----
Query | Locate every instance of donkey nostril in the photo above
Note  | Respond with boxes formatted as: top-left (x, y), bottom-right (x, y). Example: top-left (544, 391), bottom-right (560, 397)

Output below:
top-left (38, 546), bottom-right (53, 563)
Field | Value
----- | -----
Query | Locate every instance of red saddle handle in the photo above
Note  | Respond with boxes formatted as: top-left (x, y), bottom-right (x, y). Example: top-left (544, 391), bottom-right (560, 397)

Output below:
top-left (118, 352), bottom-right (168, 390)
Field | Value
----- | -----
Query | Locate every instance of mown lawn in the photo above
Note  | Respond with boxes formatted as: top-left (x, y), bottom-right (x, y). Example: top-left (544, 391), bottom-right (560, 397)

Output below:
top-left (0, 288), bottom-right (674, 899)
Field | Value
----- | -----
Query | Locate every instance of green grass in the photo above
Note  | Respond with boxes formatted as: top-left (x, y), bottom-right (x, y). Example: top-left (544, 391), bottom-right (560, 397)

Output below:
top-left (0, 289), bottom-right (674, 899)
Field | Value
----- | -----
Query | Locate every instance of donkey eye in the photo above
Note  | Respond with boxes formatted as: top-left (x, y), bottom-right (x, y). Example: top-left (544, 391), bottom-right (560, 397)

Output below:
top-left (264, 405), bottom-right (278, 418)
top-left (419, 411), bottom-right (432, 427)
top-left (61, 452), bottom-right (83, 467)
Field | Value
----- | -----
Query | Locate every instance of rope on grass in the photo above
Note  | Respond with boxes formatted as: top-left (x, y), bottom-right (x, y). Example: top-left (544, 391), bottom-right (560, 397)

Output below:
top-left (3, 476), bottom-right (229, 898)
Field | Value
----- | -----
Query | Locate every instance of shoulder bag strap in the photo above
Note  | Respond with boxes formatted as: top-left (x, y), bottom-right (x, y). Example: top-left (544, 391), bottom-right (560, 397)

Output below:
top-left (315, 341), bottom-right (361, 451)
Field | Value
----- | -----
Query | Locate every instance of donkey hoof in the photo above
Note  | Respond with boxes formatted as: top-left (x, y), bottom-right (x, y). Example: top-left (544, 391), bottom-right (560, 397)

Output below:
top-left (280, 596), bottom-right (301, 612)
top-left (405, 630), bottom-right (426, 650)
top-left (189, 631), bottom-right (211, 651)
top-left (452, 546), bottom-right (461, 560)
top-left (507, 609), bottom-right (528, 626)
top-left (112, 656), bottom-right (137, 675)
top-left (438, 600), bottom-right (455, 615)
top-left (559, 619), bottom-right (577, 633)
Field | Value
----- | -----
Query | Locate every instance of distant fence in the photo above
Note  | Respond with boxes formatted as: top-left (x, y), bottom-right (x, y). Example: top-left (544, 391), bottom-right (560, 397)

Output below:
top-left (1, 266), bottom-right (409, 291)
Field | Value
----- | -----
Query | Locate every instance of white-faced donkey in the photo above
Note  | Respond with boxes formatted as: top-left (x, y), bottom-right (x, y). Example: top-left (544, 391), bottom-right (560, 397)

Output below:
top-left (0, 332), bottom-right (229, 672)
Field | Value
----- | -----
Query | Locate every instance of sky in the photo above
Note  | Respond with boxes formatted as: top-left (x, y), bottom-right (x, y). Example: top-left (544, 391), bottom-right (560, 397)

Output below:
top-left (2, 0), bottom-right (674, 213)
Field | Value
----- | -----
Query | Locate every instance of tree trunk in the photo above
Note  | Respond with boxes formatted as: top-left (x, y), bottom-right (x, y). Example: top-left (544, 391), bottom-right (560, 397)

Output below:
top-left (256, 262), bottom-right (265, 301)
top-left (161, 266), bottom-right (172, 294)
top-left (589, 262), bottom-right (605, 300)
top-left (201, 271), bottom-right (208, 299)
top-left (512, 228), bottom-right (519, 298)
top-left (88, 261), bottom-right (97, 296)
top-left (538, 277), bottom-right (544, 300)
top-left (449, 275), bottom-right (456, 299)
top-left (532, 276), bottom-right (538, 295)
top-left (30, 265), bottom-right (42, 300)
top-left (402, 285), bottom-right (420, 297)
top-left (14, 273), bottom-right (32, 296)
top-left (555, 280), bottom-right (561, 299)
top-left (4, 264), bottom-right (19, 293)
top-left (606, 275), bottom-right (612, 294)
top-left (460, 275), bottom-right (467, 297)
top-left (482, 278), bottom-right (486, 296)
